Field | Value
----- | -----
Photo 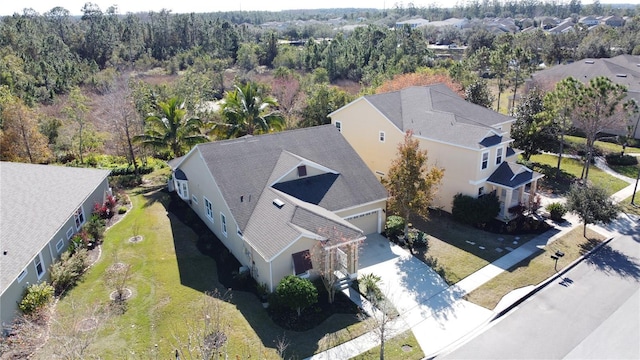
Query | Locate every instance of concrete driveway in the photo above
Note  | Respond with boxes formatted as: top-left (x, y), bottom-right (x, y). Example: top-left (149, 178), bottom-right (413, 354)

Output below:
top-left (359, 233), bottom-right (493, 357)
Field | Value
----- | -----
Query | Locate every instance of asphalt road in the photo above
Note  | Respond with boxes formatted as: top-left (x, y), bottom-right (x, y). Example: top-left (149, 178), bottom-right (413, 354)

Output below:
top-left (440, 234), bottom-right (640, 360)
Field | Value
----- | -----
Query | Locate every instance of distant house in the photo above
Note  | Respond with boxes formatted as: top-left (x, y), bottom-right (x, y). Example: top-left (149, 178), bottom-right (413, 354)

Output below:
top-left (579, 15), bottom-right (600, 27)
top-left (167, 126), bottom-right (387, 292)
top-left (603, 15), bottom-right (625, 27)
top-left (330, 84), bottom-right (543, 220)
top-left (395, 18), bottom-right (430, 29)
top-left (424, 17), bottom-right (468, 29)
top-left (548, 18), bottom-right (576, 34)
top-left (530, 54), bottom-right (640, 138)
top-left (0, 162), bottom-right (111, 328)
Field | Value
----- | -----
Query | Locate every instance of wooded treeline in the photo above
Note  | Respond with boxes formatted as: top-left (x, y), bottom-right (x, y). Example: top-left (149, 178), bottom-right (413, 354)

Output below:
top-left (1, 2), bottom-right (639, 167)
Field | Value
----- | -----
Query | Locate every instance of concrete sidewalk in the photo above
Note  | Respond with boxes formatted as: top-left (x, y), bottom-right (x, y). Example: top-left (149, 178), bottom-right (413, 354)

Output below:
top-left (306, 179), bottom-right (638, 360)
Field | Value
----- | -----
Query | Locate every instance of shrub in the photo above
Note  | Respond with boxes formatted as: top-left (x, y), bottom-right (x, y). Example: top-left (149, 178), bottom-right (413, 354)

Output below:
top-left (50, 249), bottom-right (88, 295)
top-left (19, 282), bottom-right (54, 315)
top-left (605, 153), bottom-right (638, 166)
top-left (276, 275), bottom-right (318, 317)
top-left (359, 273), bottom-right (382, 302)
top-left (70, 230), bottom-right (91, 252)
top-left (385, 215), bottom-right (405, 240)
top-left (452, 193), bottom-right (500, 225)
top-left (84, 214), bottom-right (106, 243)
top-left (409, 229), bottom-right (428, 248)
top-left (546, 202), bottom-right (567, 221)
top-left (118, 206), bottom-right (127, 214)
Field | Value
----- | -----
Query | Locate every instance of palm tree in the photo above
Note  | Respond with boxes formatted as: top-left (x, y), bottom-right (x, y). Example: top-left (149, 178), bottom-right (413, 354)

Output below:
top-left (134, 97), bottom-right (208, 157)
top-left (218, 82), bottom-right (284, 138)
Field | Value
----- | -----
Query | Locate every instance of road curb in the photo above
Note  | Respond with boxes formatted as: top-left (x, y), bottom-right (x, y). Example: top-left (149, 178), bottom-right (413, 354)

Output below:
top-left (491, 236), bottom-right (615, 321)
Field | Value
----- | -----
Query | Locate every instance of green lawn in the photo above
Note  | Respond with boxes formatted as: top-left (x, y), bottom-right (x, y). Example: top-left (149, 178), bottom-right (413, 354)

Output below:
top-left (528, 154), bottom-right (629, 196)
top-left (351, 330), bottom-right (423, 360)
top-left (465, 227), bottom-right (605, 310)
top-left (609, 164), bottom-right (640, 179)
top-left (565, 135), bottom-right (640, 155)
top-left (620, 194), bottom-right (640, 217)
top-left (36, 185), bottom-right (370, 359)
top-left (409, 214), bottom-right (535, 285)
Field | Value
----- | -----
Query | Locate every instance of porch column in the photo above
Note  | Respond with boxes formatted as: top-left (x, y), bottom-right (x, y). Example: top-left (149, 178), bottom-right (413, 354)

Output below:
top-left (517, 186), bottom-right (524, 203)
top-left (530, 179), bottom-right (538, 195)
top-left (503, 189), bottom-right (513, 217)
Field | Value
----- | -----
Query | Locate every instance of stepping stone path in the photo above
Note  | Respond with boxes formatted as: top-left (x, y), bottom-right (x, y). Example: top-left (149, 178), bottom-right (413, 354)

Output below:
top-left (479, 246), bottom-right (485, 250)
top-left (465, 240), bottom-right (476, 245)
top-left (513, 241), bottom-right (518, 245)
top-left (497, 237), bottom-right (504, 242)
top-left (505, 246), bottom-right (515, 251)
top-left (496, 248), bottom-right (504, 252)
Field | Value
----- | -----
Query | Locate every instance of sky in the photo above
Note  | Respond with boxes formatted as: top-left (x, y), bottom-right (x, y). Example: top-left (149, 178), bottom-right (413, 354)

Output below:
top-left (2, 0), bottom-right (637, 16)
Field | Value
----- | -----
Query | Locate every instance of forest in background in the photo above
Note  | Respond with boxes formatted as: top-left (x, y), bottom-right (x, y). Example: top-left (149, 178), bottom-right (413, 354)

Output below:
top-left (1, 0), bottom-right (640, 167)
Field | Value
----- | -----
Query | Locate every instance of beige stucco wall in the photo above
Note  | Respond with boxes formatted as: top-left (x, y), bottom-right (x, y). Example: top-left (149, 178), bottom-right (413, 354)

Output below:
top-left (1, 178), bottom-right (109, 326)
top-left (268, 236), bottom-right (319, 292)
top-left (176, 153), bottom-right (249, 271)
top-left (331, 98), bottom-right (516, 212)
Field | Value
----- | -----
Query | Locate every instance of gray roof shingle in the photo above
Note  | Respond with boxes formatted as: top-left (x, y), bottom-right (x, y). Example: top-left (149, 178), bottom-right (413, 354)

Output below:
top-left (364, 84), bottom-right (514, 148)
top-left (0, 162), bottom-right (110, 293)
top-left (487, 162), bottom-right (543, 188)
top-left (193, 125), bottom-right (387, 231)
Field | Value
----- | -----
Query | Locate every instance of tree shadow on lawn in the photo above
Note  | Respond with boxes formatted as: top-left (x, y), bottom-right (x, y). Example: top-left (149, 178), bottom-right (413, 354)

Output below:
top-left (164, 192), bottom-right (362, 358)
top-left (581, 240), bottom-right (640, 281)
top-left (394, 255), bottom-right (467, 324)
top-left (532, 162), bottom-right (574, 195)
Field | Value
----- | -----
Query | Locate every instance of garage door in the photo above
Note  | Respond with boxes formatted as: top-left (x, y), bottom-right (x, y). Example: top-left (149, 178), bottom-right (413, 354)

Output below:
top-left (344, 210), bottom-right (379, 235)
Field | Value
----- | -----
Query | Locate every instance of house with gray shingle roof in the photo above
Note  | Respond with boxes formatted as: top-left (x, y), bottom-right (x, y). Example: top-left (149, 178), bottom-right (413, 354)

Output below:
top-left (0, 162), bottom-right (110, 327)
top-left (530, 54), bottom-right (640, 138)
top-left (168, 125), bottom-right (387, 292)
top-left (329, 84), bottom-right (543, 220)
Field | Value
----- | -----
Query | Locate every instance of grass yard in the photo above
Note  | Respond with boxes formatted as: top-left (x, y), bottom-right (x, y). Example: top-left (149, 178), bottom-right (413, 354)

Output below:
top-left (351, 330), bottom-right (423, 360)
top-left (564, 135), bottom-right (640, 155)
top-left (36, 184), bottom-right (370, 359)
top-left (465, 227), bottom-right (606, 310)
top-left (620, 194), bottom-right (640, 217)
top-left (609, 163), bottom-right (640, 179)
top-left (527, 154), bottom-right (629, 196)
top-left (410, 213), bottom-right (536, 285)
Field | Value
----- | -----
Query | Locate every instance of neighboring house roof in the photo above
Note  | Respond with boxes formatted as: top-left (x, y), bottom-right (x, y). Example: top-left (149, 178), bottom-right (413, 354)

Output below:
top-left (395, 18), bottom-right (430, 27)
top-left (175, 125), bottom-right (386, 259)
top-left (486, 162), bottom-right (544, 189)
top-left (359, 84), bottom-right (514, 149)
top-left (0, 162), bottom-right (110, 294)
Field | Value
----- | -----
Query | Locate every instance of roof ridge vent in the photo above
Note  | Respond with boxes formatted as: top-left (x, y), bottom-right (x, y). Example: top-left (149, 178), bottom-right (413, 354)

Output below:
top-left (273, 198), bottom-right (285, 209)
top-left (584, 60), bottom-right (595, 64)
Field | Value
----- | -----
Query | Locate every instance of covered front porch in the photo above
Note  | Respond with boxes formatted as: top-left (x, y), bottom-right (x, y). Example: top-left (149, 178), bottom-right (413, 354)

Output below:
top-left (487, 162), bottom-right (544, 221)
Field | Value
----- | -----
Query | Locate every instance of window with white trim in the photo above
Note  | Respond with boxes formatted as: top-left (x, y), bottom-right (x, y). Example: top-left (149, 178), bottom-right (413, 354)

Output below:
top-left (34, 253), bottom-right (45, 279)
top-left (66, 227), bottom-right (74, 240)
top-left (379, 131), bottom-right (385, 142)
top-left (335, 121), bottom-right (342, 132)
top-left (478, 186), bottom-right (485, 196)
top-left (481, 151), bottom-right (489, 170)
top-left (204, 198), bottom-right (214, 223)
top-left (56, 238), bottom-right (65, 253)
top-left (17, 269), bottom-right (27, 283)
top-left (496, 147), bottom-right (503, 165)
top-left (74, 207), bottom-right (86, 230)
top-left (191, 195), bottom-right (198, 205)
top-left (220, 213), bottom-right (227, 237)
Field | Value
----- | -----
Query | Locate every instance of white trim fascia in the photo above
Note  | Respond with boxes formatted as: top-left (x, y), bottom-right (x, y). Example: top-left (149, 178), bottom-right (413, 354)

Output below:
top-left (322, 235), bottom-right (366, 250)
top-left (266, 234), bottom-right (306, 263)
top-left (169, 144), bottom-right (199, 170)
top-left (469, 177), bottom-right (489, 186)
top-left (270, 156), bottom-right (340, 186)
top-left (328, 96), bottom-right (366, 118)
top-left (269, 261), bottom-right (274, 293)
top-left (335, 198), bottom-right (388, 214)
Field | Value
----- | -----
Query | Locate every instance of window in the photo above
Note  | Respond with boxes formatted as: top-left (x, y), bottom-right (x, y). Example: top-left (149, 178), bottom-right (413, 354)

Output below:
top-left (220, 213), bottom-right (227, 237)
top-left (74, 207), bottom-right (85, 230)
top-left (496, 147), bottom-right (503, 165)
top-left (481, 151), bottom-right (489, 170)
top-left (297, 165), bottom-right (307, 177)
top-left (181, 182), bottom-right (188, 198)
top-left (17, 270), bottom-right (27, 283)
top-left (478, 186), bottom-right (485, 196)
top-left (66, 227), bottom-right (74, 240)
top-left (204, 198), bottom-right (214, 222)
top-left (379, 131), bottom-right (385, 142)
top-left (191, 195), bottom-right (198, 205)
top-left (56, 238), bottom-right (65, 253)
top-left (335, 121), bottom-right (342, 132)
top-left (34, 254), bottom-right (45, 279)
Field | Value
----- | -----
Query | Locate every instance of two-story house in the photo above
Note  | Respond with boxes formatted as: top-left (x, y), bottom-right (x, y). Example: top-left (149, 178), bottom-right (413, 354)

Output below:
top-left (167, 125), bottom-right (388, 292)
top-left (329, 84), bottom-right (543, 220)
